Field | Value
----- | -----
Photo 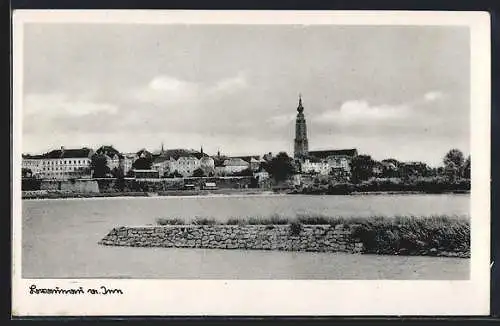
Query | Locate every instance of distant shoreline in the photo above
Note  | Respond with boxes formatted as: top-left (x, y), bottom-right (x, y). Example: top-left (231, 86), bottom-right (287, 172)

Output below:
top-left (21, 189), bottom-right (470, 200)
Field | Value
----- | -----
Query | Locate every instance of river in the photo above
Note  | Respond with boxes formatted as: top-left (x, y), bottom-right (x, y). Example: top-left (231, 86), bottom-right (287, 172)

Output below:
top-left (21, 194), bottom-right (470, 279)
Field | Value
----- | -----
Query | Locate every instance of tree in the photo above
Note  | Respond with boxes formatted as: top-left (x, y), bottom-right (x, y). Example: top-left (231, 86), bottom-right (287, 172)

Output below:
top-left (22, 168), bottom-right (33, 178)
top-left (111, 167), bottom-right (125, 191)
top-left (463, 155), bottom-right (471, 179)
top-left (381, 158), bottom-right (401, 178)
top-left (91, 153), bottom-right (110, 178)
top-left (132, 157), bottom-right (152, 170)
top-left (443, 149), bottom-right (465, 181)
top-left (168, 170), bottom-right (183, 178)
top-left (263, 152), bottom-right (295, 182)
top-left (111, 166), bottom-right (124, 179)
top-left (401, 162), bottom-right (429, 180)
top-left (350, 154), bottom-right (375, 183)
top-left (233, 168), bottom-right (253, 177)
top-left (192, 168), bottom-right (206, 177)
top-left (444, 149), bottom-right (464, 169)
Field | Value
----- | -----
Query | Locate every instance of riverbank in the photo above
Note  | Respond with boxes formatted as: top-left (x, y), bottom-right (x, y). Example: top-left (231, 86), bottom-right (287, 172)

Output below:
top-left (21, 189), bottom-right (275, 200)
top-left (292, 179), bottom-right (471, 195)
top-left (22, 189), bottom-right (470, 200)
top-left (100, 214), bottom-right (470, 258)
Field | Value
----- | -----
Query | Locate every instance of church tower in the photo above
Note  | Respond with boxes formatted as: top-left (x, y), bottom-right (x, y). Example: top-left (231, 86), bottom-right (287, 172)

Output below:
top-left (294, 94), bottom-right (309, 159)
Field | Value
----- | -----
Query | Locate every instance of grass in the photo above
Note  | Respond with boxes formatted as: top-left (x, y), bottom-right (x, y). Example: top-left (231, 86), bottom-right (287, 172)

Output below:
top-left (155, 213), bottom-right (470, 256)
top-left (347, 215), bottom-right (470, 255)
top-left (156, 213), bottom-right (468, 227)
top-left (156, 217), bottom-right (185, 225)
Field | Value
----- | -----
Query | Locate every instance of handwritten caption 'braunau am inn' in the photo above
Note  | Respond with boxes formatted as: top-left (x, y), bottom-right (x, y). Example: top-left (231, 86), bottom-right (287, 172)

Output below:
top-left (29, 284), bottom-right (123, 295)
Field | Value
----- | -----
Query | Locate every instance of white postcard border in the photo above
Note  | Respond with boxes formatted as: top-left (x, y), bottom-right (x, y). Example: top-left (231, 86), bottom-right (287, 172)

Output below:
top-left (12, 10), bottom-right (491, 316)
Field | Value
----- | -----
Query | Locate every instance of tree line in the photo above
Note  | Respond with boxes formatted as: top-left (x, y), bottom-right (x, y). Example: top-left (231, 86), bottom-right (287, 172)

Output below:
top-left (255, 148), bottom-right (471, 185)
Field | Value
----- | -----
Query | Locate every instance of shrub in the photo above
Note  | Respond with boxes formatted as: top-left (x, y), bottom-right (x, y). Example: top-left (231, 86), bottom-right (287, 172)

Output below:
top-left (349, 215), bottom-right (470, 255)
top-left (289, 221), bottom-right (302, 236)
top-left (226, 217), bottom-right (245, 225)
top-left (156, 217), bottom-right (185, 225)
top-left (192, 217), bottom-right (219, 225)
top-left (268, 214), bottom-right (291, 225)
top-left (296, 214), bottom-right (330, 225)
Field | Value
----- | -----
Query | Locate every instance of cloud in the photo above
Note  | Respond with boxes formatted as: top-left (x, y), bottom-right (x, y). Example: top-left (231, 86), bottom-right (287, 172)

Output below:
top-left (424, 91), bottom-right (445, 102)
top-left (266, 114), bottom-right (296, 128)
top-left (132, 73), bottom-right (248, 105)
top-left (132, 76), bottom-right (199, 105)
top-left (24, 93), bottom-right (119, 117)
top-left (313, 100), bottom-right (410, 125)
top-left (206, 73), bottom-right (248, 97)
top-left (149, 76), bottom-right (195, 93)
top-left (313, 90), bottom-right (448, 128)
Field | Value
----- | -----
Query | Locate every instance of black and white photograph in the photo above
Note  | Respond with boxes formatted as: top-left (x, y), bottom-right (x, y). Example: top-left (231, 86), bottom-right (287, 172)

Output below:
top-left (12, 10), bottom-right (490, 316)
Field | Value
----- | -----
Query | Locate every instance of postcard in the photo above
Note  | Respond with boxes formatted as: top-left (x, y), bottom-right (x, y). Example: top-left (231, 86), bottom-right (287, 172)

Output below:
top-left (12, 10), bottom-right (491, 316)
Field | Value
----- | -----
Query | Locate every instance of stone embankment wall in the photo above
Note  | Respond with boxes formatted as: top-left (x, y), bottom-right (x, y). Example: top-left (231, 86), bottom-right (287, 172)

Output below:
top-left (96, 176), bottom-right (258, 193)
top-left (40, 179), bottom-right (99, 193)
top-left (99, 224), bottom-right (364, 254)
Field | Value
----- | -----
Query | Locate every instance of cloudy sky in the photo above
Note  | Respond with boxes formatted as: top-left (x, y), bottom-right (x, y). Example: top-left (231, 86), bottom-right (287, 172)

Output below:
top-left (22, 24), bottom-right (470, 166)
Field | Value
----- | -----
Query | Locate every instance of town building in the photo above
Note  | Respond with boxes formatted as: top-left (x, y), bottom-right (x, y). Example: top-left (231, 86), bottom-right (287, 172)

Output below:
top-left (121, 153), bottom-right (137, 176)
top-left (151, 156), bottom-right (171, 177)
top-left (22, 146), bottom-right (94, 180)
top-left (215, 157), bottom-right (250, 176)
top-left (95, 145), bottom-right (124, 172)
top-left (253, 169), bottom-right (270, 182)
top-left (22, 154), bottom-right (43, 177)
top-left (233, 156), bottom-right (262, 171)
top-left (175, 156), bottom-right (202, 176)
top-left (151, 148), bottom-right (208, 177)
top-left (199, 156), bottom-right (216, 175)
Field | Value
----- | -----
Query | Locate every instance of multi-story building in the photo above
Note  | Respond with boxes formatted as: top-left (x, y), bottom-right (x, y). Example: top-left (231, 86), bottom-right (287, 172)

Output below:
top-left (301, 149), bottom-right (358, 178)
top-left (151, 148), bottom-right (208, 177)
top-left (215, 158), bottom-right (250, 175)
top-left (175, 156), bottom-right (201, 176)
top-left (95, 145), bottom-right (123, 171)
top-left (152, 157), bottom-right (171, 177)
top-left (121, 153), bottom-right (137, 176)
top-left (233, 156), bottom-right (262, 171)
top-left (22, 147), bottom-right (94, 180)
top-left (199, 156), bottom-right (215, 175)
top-left (22, 154), bottom-right (43, 177)
top-left (301, 159), bottom-right (330, 175)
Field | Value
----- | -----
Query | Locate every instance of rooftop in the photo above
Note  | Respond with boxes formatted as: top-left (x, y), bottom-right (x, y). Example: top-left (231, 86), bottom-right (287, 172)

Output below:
top-left (223, 158), bottom-right (250, 167)
top-left (41, 148), bottom-right (93, 159)
top-left (156, 148), bottom-right (208, 160)
top-left (308, 149), bottom-right (358, 159)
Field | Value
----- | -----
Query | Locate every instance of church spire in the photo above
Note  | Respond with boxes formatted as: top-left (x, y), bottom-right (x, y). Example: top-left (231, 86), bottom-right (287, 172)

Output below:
top-left (161, 142), bottom-right (164, 154)
top-left (200, 145), bottom-right (204, 155)
top-left (297, 93), bottom-right (304, 113)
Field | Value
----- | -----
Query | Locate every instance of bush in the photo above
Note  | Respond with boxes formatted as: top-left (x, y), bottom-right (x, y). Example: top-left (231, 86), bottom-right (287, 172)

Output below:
top-left (156, 217), bottom-right (185, 225)
top-left (289, 221), bottom-right (302, 236)
top-left (192, 217), bottom-right (219, 225)
top-left (350, 215), bottom-right (470, 255)
top-left (226, 217), bottom-right (246, 225)
top-left (22, 178), bottom-right (42, 191)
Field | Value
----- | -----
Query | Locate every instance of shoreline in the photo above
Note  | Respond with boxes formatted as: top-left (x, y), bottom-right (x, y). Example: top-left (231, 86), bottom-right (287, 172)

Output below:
top-left (21, 189), bottom-right (470, 200)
